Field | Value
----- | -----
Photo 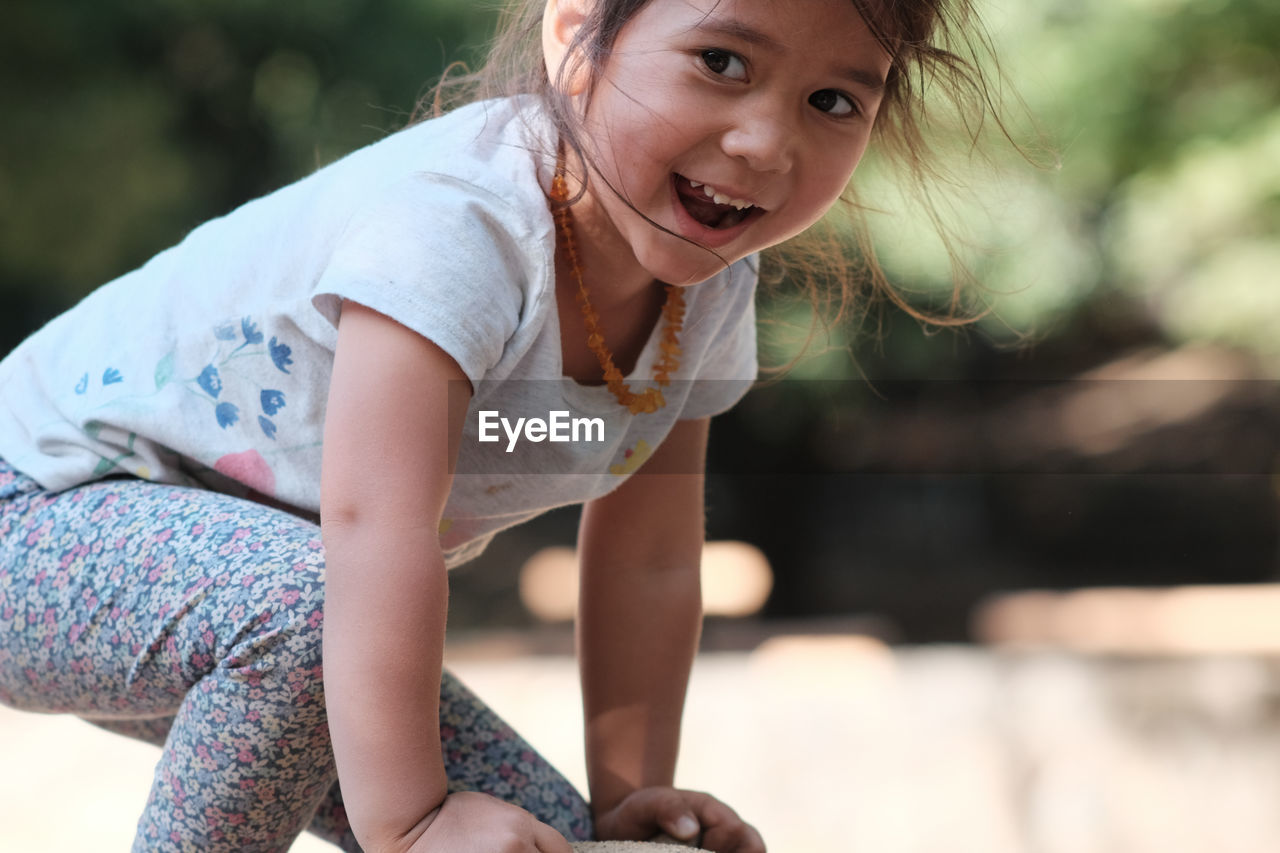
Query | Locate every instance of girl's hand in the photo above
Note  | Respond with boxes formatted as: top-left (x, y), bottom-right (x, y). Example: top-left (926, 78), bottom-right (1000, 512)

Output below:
top-left (408, 792), bottom-right (574, 853)
top-left (594, 787), bottom-right (766, 853)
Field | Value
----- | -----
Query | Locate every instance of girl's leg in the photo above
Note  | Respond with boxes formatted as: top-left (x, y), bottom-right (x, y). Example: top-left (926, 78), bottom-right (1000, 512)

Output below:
top-left (84, 673), bottom-right (596, 850)
top-left (0, 462), bottom-right (334, 852)
top-left (87, 671), bottom-right (595, 850)
top-left (83, 713), bottom-right (175, 745)
top-left (0, 460), bottom-right (591, 850)
top-left (435, 672), bottom-right (594, 841)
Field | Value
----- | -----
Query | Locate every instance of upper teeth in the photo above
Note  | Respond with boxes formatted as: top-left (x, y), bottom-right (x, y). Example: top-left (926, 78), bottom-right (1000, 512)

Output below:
top-left (688, 180), bottom-right (753, 211)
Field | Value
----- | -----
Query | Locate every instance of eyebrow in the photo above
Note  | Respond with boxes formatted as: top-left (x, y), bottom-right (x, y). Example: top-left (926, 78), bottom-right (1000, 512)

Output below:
top-left (692, 17), bottom-right (888, 92)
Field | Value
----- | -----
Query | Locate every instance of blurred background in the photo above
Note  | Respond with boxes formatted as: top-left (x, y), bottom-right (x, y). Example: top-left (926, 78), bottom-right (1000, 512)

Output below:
top-left (2, 0), bottom-right (1280, 851)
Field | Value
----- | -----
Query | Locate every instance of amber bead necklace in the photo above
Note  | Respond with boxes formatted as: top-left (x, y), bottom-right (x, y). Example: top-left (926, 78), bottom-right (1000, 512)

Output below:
top-left (549, 160), bottom-right (685, 415)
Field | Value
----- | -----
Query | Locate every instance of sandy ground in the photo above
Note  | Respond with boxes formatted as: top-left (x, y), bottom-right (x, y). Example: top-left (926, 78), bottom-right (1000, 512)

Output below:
top-left (5, 635), bottom-right (1280, 852)
top-left (1, 631), bottom-right (873, 853)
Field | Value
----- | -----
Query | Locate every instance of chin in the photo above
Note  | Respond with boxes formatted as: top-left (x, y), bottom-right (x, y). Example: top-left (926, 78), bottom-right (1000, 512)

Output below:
top-left (654, 261), bottom-right (731, 287)
top-left (643, 241), bottom-right (742, 287)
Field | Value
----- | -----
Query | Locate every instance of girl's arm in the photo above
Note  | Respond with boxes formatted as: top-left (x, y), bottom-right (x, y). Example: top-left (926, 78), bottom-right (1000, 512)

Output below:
top-left (320, 301), bottom-right (464, 847)
top-left (321, 303), bottom-right (572, 853)
top-left (578, 417), bottom-right (765, 852)
top-left (577, 417), bottom-right (709, 814)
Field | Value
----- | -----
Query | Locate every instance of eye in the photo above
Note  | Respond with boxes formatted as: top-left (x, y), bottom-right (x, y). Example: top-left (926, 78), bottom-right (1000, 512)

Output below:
top-left (809, 89), bottom-right (858, 117)
top-left (700, 49), bottom-right (748, 81)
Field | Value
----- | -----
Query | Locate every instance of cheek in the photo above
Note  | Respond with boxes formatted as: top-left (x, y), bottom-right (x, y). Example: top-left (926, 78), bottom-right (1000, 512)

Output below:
top-left (808, 148), bottom-right (867, 210)
top-left (794, 169), bottom-right (855, 227)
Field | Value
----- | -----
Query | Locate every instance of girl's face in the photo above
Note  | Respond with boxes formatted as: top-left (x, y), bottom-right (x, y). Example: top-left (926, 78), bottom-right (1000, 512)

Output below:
top-left (554, 0), bottom-right (892, 287)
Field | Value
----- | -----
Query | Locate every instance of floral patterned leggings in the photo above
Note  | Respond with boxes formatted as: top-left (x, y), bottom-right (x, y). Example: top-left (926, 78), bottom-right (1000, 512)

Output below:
top-left (0, 459), bottom-right (593, 851)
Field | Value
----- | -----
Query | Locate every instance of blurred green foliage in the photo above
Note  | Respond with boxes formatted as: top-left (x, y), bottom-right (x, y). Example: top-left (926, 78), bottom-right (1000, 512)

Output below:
top-left (0, 0), bottom-right (493, 346)
top-left (858, 0), bottom-right (1280, 368)
top-left (2, 0), bottom-right (1279, 372)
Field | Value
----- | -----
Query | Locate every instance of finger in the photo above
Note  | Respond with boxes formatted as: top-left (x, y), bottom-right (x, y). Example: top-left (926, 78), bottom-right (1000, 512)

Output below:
top-left (533, 820), bottom-right (575, 853)
top-left (653, 795), bottom-right (703, 843)
top-left (740, 823), bottom-right (767, 853)
top-left (683, 791), bottom-right (741, 832)
top-left (701, 821), bottom-right (747, 853)
top-left (700, 816), bottom-right (765, 853)
top-left (607, 787), bottom-right (690, 840)
top-left (685, 793), bottom-right (766, 853)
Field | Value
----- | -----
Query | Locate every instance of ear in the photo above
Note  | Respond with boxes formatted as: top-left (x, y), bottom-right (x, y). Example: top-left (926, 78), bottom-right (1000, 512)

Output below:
top-left (542, 0), bottom-right (591, 96)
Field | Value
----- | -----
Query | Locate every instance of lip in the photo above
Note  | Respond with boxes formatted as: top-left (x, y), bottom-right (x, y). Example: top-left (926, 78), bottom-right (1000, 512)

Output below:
top-left (669, 174), bottom-right (765, 249)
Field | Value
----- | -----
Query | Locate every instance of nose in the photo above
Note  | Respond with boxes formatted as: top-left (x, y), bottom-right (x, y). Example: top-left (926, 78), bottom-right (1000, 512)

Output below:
top-left (720, 104), bottom-right (796, 174)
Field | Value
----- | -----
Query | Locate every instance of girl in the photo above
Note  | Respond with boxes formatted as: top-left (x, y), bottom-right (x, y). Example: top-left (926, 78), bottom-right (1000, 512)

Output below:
top-left (0, 0), bottom-right (1007, 850)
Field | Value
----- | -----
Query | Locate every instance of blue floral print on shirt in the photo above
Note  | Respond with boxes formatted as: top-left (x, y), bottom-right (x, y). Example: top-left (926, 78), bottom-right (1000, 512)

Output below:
top-left (73, 314), bottom-right (297, 445)
top-left (197, 365), bottom-right (222, 398)
top-left (269, 337), bottom-right (293, 374)
top-left (260, 390), bottom-right (285, 416)
top-left (240, 317), bottom-right (264, 346)
top-left (215, 402), bottom-right (239, 429)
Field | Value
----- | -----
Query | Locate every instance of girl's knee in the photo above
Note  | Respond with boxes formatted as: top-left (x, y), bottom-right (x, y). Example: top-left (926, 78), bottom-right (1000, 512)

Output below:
top-left (222, 576), bottom-right (327, 689)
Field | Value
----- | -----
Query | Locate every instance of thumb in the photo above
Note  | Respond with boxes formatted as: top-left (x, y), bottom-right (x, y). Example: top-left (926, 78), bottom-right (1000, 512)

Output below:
top-left (654, 812), bottom-right (701, 844)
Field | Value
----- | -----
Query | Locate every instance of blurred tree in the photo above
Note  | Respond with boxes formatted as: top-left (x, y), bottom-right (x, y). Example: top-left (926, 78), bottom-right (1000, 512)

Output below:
top-left (845, 0), bottom-right (1280, 373)
top-left (0, 0), bottom-right (495, 351)
top-left (3, 0), bottom-right (1278, 637)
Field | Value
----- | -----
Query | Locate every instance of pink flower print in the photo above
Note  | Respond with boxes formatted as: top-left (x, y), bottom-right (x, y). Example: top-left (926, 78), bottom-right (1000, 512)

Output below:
top-left (213, 449), bottom-right (276, 497)
top-left (280, 589), bottom-right (301, 607)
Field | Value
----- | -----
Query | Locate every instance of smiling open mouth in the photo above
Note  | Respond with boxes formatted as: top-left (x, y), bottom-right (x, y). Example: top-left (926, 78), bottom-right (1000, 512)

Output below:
top-left (674, 174), bottom-right (761, 230)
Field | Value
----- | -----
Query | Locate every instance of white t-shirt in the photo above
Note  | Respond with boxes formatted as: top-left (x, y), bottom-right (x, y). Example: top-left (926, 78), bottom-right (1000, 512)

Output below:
top-left (0, 97), bottom-right (757, 566)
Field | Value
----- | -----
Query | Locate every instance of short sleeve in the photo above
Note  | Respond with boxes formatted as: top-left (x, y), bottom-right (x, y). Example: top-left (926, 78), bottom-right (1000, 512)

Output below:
top-left (311, 173), bottom-right (539, 386)
top-left (677, 258), bottom-right (759, 420)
